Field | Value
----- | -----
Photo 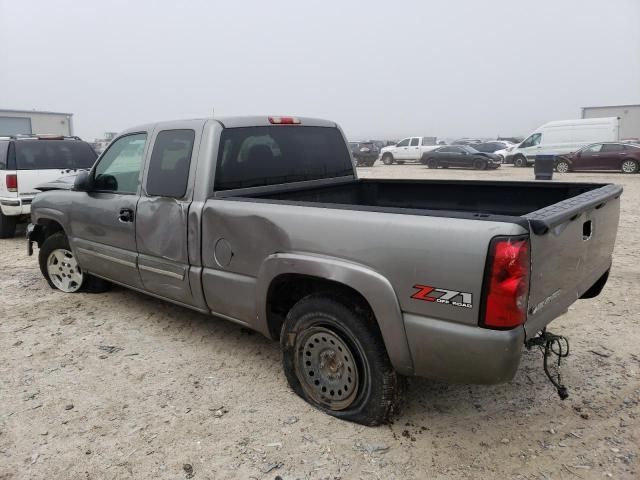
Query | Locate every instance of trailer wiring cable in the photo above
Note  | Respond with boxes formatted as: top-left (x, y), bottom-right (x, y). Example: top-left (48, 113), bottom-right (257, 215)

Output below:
top-left (525, 329), bottom-right (570, 400)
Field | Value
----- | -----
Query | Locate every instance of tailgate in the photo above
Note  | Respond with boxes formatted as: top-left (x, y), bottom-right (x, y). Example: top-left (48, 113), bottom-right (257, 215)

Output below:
top-left (524, 184), bottom-right (622, 337)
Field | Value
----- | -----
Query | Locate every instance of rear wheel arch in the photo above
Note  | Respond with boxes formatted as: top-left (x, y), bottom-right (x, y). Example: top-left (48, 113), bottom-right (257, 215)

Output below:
top-left (256, 254), bottom-right (414, 376)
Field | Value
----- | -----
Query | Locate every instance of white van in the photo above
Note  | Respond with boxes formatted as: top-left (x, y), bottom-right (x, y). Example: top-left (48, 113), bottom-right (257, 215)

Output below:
top-left (508, 117), bottom-right (620, 167)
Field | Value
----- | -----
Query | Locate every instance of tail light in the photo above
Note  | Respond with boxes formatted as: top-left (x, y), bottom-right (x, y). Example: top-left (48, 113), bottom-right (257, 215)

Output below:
top-left (480, 236), bottom-right (530, 329)
top-left (268, 116), bottom-right (301, 125)
top-left (6, 174), bottom-right (17, 192)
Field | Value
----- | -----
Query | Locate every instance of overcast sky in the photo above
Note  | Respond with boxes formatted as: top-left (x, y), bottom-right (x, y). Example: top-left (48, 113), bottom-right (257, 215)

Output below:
top-left (1, 0), bottom-right (638, 141)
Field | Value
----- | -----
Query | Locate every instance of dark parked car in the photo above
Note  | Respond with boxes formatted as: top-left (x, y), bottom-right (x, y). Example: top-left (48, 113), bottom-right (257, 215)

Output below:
top-left (555, 142), bottom-right (640, 174)
top-left (349, 141), bottom-right (379, 167)
top-left (474, 141), bottom-right (512, 154)
top-left (420, 145), bottom-right (501, 170)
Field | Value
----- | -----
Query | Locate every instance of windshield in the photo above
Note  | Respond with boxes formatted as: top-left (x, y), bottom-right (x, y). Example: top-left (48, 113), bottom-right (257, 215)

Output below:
top-left (215, 126), bottom-right (353, 190)
top-left (13, 140), bottom-right (97, 170)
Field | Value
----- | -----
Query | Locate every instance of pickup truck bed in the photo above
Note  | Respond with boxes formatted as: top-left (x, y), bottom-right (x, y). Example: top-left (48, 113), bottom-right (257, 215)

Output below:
top-left (243, 178), bottom-right (612, 219)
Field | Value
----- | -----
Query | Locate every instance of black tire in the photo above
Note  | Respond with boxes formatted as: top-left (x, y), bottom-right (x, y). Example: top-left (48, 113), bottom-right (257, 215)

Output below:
top-left (281, 295), bottom-right (402, 426)
top-left (427, 158), bottom-right (438, 169)
top-left (555, 159), bottom-right (571, 173)
top-left (0, 213), bottom-right (17, 239)
top-left (473, 159), bottom-right (487, 170)
top-left (39, 232), bottom-right (110, 293)
top-left (513, 155), bottom-right (527, 167)
top-left (382, 154), bottom-right (394, 165)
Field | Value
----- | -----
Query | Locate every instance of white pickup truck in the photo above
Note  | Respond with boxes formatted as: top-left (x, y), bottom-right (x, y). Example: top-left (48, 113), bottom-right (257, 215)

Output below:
top-left (380, 137), bottom-right (440, 165)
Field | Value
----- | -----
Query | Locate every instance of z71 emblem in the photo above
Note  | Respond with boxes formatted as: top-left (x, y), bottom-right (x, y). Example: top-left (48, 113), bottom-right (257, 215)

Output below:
top-left (411, 284), bottom-right (473, 309)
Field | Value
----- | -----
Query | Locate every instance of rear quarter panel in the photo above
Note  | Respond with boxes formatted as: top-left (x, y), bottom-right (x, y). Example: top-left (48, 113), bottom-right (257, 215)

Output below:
top-left (200, 199), bottom-right (528, 328)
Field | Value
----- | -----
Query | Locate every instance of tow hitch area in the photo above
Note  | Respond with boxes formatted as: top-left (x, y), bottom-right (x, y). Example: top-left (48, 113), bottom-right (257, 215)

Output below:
top-left (525, 329), bottom-right (570, 400)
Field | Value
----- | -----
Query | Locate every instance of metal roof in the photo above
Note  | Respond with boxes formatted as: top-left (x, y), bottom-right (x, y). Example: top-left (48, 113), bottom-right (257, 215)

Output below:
top-left (581, 104), bottom-right (640, 110)
top-left (0, 108), bottom-right (73, 116)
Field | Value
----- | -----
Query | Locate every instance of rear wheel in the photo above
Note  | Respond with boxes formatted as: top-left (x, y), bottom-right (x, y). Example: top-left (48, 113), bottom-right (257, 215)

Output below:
top-left (427, 159), bottom-right (438, 169)
top-left (555, 159), bottom-right (570, 173)
top-left (39, 232), bottom-right (110, 293)
top-left (621, 159), bottom-right (638, 174)
top-left (0, 213), bottom-right (17, 239)
top-left (513, 155), bottom-right (527, 167)
top-left (382, 154), bottom-right (394, 165)
top-left (473, 159), bottom-right (487, 170)
top-left (281, 295), bottom-right (402, 426)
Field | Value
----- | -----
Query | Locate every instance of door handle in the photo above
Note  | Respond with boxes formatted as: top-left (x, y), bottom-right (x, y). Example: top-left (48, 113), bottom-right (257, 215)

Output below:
top-left (118, 208), bottom-right (134, 223)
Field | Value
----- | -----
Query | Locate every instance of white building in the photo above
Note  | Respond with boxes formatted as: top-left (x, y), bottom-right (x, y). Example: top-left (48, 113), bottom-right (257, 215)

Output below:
top-left (0, 109), bottom-right (74, 137)
top-left (581, 104), bottom-right (640, 141)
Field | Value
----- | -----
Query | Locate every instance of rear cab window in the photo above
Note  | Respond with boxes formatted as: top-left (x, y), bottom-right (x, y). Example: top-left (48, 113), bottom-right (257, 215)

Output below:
top-left (13, 141), bottom-right (97, 170)
top-left (215, 126), bottom-right (352, 191)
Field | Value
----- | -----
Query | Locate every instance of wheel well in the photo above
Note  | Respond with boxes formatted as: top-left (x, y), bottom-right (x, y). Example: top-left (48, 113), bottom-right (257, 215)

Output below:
top-left (33, 219), bottom-right (64, 247)
top-left (266, 274), bottom-right (378, 340)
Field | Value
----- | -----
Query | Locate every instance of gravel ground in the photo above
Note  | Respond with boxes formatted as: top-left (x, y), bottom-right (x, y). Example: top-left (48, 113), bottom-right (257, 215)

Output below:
top-left (1, 164), bottom-right (638, 479)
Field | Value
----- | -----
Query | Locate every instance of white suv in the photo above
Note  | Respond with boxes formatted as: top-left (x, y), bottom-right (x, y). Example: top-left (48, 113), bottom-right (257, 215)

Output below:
top-left (0, 136), bottom-right (97, 237)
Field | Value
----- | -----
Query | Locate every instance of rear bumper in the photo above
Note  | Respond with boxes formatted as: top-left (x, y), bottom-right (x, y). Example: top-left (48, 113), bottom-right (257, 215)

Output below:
top-left (0, 197), bottom-right (32, 216)
top-left (403, 313), bottom-right (524, 384)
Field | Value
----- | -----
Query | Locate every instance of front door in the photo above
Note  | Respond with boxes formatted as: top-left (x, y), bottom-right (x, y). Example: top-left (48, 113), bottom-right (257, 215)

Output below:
top-left (70, 133), bottom-right (148, 288)
top-left (395, 138), bottom-right (411, 160)
top-left (135, 126), bottom-right (202, 307)
top-left (577, 143), bottom-right (603, 170)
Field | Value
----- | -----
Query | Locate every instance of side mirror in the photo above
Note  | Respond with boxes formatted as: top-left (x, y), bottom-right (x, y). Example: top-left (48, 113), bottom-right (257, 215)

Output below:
top-left (73, 170), bottom-right (93, 192)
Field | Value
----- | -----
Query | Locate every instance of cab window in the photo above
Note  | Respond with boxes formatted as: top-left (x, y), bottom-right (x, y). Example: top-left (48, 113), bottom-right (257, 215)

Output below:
top-left (601, 143), bottom-right (623, 153)
top-left (94, 133), bottom-right (147, 194)
top-left (396, 138), bottom-right (410, 147)
top-left (520, 133), bottom-right (541, 148)
top-left (146, 129), bottom-right (194, 198)
top-left (410, 138), bottom-right (420, 146)
top-left (585, 144), bottom-right (603, 153)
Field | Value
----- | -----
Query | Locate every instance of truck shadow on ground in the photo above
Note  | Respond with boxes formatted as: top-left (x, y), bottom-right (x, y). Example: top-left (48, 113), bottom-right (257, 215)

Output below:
top-left (108, 284), bottom-right (561, 425)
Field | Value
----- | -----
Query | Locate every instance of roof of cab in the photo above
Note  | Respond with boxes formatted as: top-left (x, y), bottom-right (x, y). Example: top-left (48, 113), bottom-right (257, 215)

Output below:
top-left (119, 116), bottom-right (337, 135)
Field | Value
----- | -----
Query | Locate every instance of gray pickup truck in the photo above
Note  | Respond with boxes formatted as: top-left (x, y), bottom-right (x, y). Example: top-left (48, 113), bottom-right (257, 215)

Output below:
top-left (28, 116), bottom-right (622, 425)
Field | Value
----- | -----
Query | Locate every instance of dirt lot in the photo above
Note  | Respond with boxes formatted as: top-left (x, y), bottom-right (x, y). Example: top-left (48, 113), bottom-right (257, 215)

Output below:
top-left (1, 165), bottom-right (638, 480)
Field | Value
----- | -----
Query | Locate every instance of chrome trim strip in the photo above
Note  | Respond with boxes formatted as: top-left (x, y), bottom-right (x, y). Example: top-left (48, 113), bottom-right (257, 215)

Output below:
top-left (76, 247), bottom-right (137, 268)
top-left (139, 263), bottom-right (185, 280)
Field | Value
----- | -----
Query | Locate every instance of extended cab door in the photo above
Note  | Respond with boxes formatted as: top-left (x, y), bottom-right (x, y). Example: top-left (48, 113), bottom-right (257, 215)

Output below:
top-left (70, 133), bottom-right (148, 288)
top-left (135, 125), bottom-right (203, 307)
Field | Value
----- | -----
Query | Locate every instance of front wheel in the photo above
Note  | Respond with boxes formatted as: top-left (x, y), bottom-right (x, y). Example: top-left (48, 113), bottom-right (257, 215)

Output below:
top-left (281, 295), bottom-right (402, 426)
top-left (382, 154), bottom-right (394, 165)
top-left (513, 155), bottom-right (527, 167)
top-left (473, 159), bottom-right (487, 170)
top-left (621, 159), bottom-right (639, 174)
top-left (39, 232), bottom-right (110, 293)
top-left (555, 159), bottom-right (570, 173)
top-left (427, 158), bottom-right (438, 169)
